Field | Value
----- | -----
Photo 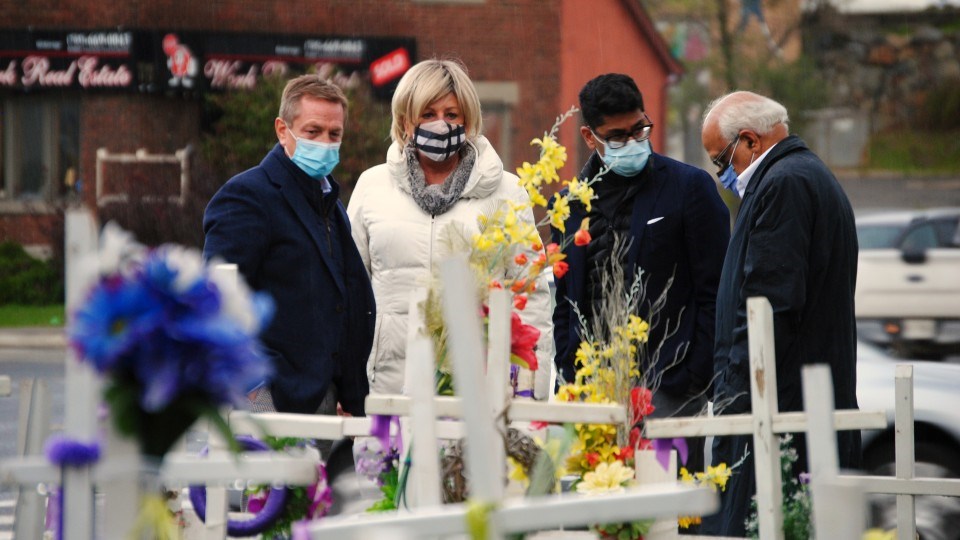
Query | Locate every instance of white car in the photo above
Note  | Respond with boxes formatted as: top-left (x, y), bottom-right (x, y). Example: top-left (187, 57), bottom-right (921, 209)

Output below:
top-left (857, 340), bottom-right (960, 538)
top-left (855, 208), bottom-right (960, 359)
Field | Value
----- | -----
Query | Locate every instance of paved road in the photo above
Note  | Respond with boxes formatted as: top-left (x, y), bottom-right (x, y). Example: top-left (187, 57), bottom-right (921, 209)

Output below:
top-left (837, 173), bottom-right (960, 215)
top-left (0, 348), bottom-right (65, 539)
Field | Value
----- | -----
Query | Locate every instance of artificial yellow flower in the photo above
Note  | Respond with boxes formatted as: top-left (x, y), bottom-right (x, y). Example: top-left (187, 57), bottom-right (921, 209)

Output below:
top-left (704, 463), bottom-right (732, 492)
top-left (567, 177), bottom-right (595, 212)
top-left (862, 529), bottom-right (896, 540)
top-left (547, 195), bottom-right (571, 232)
top-left (507, 456), bottom-right (529, 486)
top-left (576, 461), bottom-right (634, 495)
top-left (678, 516), bottom-right (702, 529)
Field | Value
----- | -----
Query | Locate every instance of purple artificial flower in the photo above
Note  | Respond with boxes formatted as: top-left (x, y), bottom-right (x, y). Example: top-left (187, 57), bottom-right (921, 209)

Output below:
top-left (307, 463), bottom-right (333, 519)
top-left (653, 437), bottom-right (689, 471)
top-left (799, 472), bottom-right (811, 485)
top-left (44, 435), bottom-right (102, 467)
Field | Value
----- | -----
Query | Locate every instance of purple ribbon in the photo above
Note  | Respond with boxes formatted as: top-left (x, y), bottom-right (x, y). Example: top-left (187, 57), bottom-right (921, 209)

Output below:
top-left (653, 437), bottom-right (688, 471)
top-left (371, 414), bottom-right (402, 453)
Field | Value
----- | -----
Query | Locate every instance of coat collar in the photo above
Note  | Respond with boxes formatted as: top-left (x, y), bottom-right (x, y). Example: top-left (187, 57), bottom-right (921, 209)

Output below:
top-left (386, 135), bottom-right (503, 199)
top-left (742, 135), bottom-right (807, 198)
top-left (263, 144), bottom-right (346, 296)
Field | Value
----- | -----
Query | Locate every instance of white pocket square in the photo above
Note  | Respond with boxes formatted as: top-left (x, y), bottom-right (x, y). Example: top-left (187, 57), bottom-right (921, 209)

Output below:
top-left (646, 216), bottom-right (664, 225)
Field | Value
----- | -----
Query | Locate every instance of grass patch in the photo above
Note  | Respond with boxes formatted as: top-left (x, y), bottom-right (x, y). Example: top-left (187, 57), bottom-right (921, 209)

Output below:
top-left (868, 130), bottom-right (960, 174)
top-left (0, 305), bottom-right (65, 328)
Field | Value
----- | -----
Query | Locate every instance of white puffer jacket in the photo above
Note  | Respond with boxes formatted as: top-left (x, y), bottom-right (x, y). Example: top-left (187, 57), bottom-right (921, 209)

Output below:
top-left (348, 135), bottom-right (554, 399)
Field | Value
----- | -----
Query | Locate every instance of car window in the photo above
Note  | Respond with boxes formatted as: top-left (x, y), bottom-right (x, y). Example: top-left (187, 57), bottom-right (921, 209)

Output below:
top-left (934, 219), bottom-right (960, 247)
top-left (857, 224), bottom-right (904, 249)
top-left (900, 223), bottom-right (939, 251)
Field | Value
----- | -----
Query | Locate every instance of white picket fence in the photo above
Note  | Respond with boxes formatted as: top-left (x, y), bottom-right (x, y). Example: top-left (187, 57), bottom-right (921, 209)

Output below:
top-left (2, 207), bottom-right (957, 539)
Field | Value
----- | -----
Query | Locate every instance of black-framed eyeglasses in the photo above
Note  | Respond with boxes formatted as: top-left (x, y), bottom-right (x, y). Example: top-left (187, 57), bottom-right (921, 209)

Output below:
top-left (592, 114), bottom-right (655, 149)
top-left (711, 136), bottom-right (740, 172)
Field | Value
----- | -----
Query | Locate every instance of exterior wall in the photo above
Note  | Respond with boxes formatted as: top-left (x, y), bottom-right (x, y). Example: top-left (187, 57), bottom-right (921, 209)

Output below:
top-left (2, 0), bottom-right (675, 250)
top-left (560, 0), bottom-right (674, 175)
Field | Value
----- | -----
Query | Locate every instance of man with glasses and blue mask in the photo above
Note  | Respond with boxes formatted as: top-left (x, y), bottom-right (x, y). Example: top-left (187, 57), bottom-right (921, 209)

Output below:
top-left (700, 91), bottom-right (860, 536)
top-left (551, 74), bottom-right (729, 517)
top-left (203, 75), bottom-right (375, 435)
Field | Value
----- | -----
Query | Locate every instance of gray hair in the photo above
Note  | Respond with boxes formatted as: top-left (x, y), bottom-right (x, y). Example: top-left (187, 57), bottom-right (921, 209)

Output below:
top-left (703, 91), bottom-right (789, 141)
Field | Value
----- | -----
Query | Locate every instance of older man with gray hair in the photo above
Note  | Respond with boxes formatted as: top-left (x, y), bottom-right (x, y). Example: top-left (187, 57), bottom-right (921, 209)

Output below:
top-left (700, 91), bottom-right (861, 535)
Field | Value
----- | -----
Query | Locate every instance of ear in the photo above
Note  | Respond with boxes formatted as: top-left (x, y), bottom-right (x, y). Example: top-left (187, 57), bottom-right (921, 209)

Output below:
top-left (275, 117), bottom-right (288, 143)
top-left (741, 130), bottom-right (761, 151)
top-left (580, 125), bottom-right (598, 152)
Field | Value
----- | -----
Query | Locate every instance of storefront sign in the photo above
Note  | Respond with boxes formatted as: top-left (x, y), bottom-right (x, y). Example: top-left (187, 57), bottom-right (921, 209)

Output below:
top-left (0, 29), bottom-right (415, 100)
top-left (0, 30), bottom-right (137, 91)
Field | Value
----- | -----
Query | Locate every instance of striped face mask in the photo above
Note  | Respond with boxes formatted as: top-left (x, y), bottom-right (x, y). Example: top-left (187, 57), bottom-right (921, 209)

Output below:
top-left (414, 119), bottom-right (466, 162)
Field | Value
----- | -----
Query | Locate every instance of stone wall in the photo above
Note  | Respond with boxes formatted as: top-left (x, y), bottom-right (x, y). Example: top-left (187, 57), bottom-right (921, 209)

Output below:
top-left (805, 9), bottom-right (960, 133)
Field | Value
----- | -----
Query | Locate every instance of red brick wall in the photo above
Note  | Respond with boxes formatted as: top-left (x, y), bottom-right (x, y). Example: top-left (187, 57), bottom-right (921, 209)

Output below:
top-left (3, 0), bottom-right (675, 248)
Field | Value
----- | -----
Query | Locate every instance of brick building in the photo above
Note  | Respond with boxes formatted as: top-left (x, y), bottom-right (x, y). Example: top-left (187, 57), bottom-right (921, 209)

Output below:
top-left (1, 0), bottom-right (680, 255)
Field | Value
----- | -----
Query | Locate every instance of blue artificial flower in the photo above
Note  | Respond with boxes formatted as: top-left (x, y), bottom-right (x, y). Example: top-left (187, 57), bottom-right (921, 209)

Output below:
top-left (69, 275), bottom-right (164, 372)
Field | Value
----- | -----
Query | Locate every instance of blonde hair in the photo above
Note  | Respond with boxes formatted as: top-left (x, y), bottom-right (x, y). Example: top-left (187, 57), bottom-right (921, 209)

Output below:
top-left (390, 59), bottom-right (482, 144)
top-left (278, 74), bottom-right (348, 125)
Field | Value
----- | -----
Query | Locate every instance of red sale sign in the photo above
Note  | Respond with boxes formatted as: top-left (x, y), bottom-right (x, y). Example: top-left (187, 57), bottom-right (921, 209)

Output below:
top-left (369, 47), bottom-right (410, 87)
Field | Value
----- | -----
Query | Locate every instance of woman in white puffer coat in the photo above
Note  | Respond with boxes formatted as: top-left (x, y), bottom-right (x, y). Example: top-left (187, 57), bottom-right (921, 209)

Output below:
top-left (347, 59), bottom-right (554, 399)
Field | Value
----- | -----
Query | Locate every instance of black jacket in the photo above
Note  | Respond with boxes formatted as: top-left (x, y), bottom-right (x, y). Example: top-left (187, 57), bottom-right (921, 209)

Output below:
top-left (552, 152), bottom-right (729, 396)
top-left (707, 135), bottom-right (860, 535)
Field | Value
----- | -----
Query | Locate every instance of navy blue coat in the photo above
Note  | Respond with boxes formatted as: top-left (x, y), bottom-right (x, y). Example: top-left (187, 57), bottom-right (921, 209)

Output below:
top-left (203, 144), bottom-right (375, 415)
top-left (705, 136), bottom-right (861, 535)
top-left (552, 152), bottom-right (730, 396)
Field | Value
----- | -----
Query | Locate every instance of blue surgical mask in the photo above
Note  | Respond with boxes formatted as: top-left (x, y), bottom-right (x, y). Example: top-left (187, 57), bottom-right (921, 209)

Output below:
top-left (599, 138), bottom-right (651, 177)
top-left (718, 165), bottom-right (739, 194)
top-left (288, 130), bottom-right (340, 180)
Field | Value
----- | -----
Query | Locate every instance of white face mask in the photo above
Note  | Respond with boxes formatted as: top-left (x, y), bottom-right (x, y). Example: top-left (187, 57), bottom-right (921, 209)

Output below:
top-left (414, 119), bottom-right (466, 162)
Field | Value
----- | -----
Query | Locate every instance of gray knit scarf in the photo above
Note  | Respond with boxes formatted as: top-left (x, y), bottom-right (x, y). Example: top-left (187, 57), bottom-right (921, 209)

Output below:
top-left (404, 142), bottom-right (477, 216)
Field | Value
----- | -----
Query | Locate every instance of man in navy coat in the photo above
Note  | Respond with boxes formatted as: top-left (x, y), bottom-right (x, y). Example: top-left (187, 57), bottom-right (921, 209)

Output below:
top-left (552, 74), bottom-right (730, 487)
top-left (701, 91), bottom-right (861, 535)
top-left (203, 75), bottom-right (375, 418)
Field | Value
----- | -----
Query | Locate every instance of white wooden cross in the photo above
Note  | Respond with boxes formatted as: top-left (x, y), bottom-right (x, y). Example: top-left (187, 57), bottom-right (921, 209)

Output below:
top-left (804, 363), bottom-right (960, 540)
top-left (643, 297), bottom-right (888, 539)
top-left (0, 209), bottom-right (319, 540)
top-left (294, 255), bottom-right (719, 539)
top-left (362, 284), bottom-right (626, 509)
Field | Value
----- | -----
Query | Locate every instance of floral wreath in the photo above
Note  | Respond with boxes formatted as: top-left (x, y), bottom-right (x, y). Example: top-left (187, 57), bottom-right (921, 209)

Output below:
top-left (188, 435), bottom-right (290, 536)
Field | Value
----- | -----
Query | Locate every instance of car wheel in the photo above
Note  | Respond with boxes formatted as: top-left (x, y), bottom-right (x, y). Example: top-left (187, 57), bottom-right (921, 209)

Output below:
top-left (864, 440), bottom-right (960, 540)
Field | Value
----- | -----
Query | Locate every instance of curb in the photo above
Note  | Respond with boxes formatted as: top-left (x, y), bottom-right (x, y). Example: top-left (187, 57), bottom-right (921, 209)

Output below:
top-left (0, 332), bottom-right (67, 349)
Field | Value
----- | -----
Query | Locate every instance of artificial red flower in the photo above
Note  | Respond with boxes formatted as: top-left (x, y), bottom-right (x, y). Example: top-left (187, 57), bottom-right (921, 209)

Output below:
top-left (514, 253), bottom-right (529, 266)
top-left (529, 421), bottom-right (549, 431)
top-left (531, 241), bottom-right (543, 252)
top-left (585, 452), bottom-right (601, 467)
top-left (510, 278), bottom-right (528, 293)
top-left (546, 242), bottom-right (560, 255)
top-left (513, 294), bottom-right (528, 310)
top-left (489, 280), bottom-right (504, 290)
top-left (617, 445), bottom-right (635, 463)
top-left (630, 387), bottom-right (655, 425)
top-left (574, 228), bottom-right (592, 246)
top-left (536, 253), bottom-right (547, 265)
top-left (552, 260), bottom-right (569, 279)
top-left (509, 312), bottom-right (540, 371)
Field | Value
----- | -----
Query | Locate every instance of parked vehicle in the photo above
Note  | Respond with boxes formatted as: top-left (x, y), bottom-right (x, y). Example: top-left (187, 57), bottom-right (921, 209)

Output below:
top-left (857, 340), bottom-right (960, 539)
top-left (855, 208), bottom-right (960, 359)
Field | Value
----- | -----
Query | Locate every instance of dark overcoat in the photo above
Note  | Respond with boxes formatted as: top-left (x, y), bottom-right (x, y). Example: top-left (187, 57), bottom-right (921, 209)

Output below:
top-left (203, 144), bottom-right (375, 415)
top-left (552, 153), bottom-right (730, 396)
top-left (706, 135), bottom-right (861, 535)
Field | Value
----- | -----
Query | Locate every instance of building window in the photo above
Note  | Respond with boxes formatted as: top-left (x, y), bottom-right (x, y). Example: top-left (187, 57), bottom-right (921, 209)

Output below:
top-left (2, 96), bottom-right (80, 203)
top-left (474, 82), bottom-right (518, 168)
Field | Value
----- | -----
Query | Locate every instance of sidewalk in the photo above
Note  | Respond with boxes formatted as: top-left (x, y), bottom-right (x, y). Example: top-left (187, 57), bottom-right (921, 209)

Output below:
top-left (0, 326), bottom-right (66, 349)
